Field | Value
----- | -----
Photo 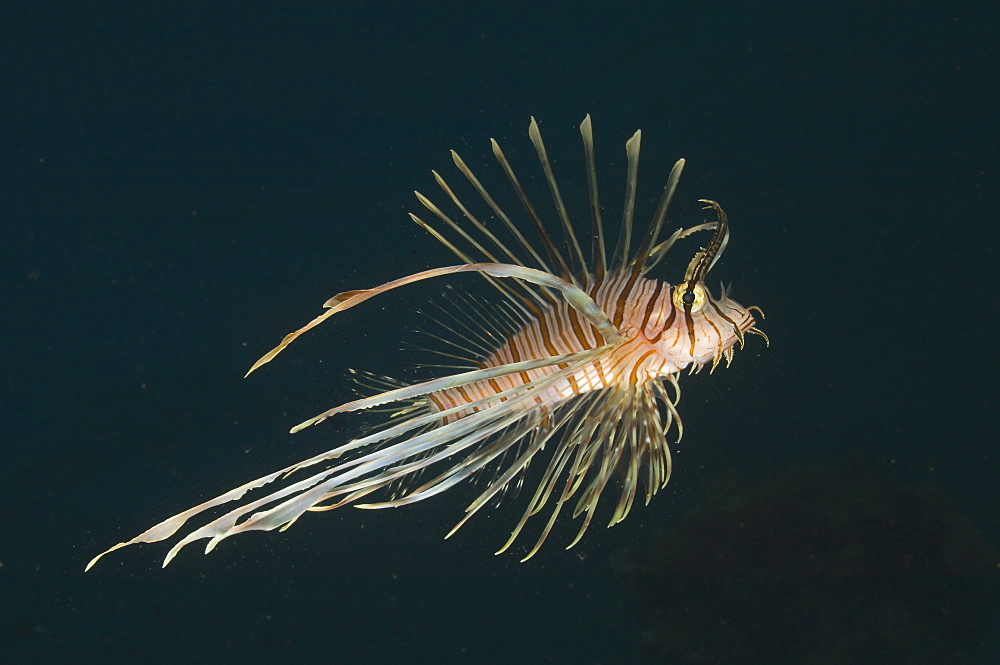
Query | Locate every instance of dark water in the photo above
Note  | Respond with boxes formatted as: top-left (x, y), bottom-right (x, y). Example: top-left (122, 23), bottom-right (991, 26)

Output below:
top-left (3, 2), bottom-right (997, 663)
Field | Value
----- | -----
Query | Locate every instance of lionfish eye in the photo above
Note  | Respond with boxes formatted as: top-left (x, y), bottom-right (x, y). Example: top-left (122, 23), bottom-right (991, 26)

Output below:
top-left (673, 283), bottom-right (707, 312)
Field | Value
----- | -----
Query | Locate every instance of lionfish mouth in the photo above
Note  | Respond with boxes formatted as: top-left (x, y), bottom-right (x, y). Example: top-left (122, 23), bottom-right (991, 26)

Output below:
top-left (87, 115), bottom-right (766, 571)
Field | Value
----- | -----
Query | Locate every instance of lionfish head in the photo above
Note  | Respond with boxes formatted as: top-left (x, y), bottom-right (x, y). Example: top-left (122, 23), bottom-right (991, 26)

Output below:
top-left (655, 200), bottom-right (767, 371)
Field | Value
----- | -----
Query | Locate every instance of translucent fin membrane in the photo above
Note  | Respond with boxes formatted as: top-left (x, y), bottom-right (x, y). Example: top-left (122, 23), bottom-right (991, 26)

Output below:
top-left (87, 262), bottom-right (622, 570)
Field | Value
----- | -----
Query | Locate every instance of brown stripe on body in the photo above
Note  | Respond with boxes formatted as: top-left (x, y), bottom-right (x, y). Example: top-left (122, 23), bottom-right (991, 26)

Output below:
top-left (613, 272), bottom-right (641, 328)
top-left (427, 392), bottom-right (449, 413)
top-left (640, 279), bottom-right (666, 335)
top-left (503, 333), bottom-right (533, 386)
top-left (628, 349), bottom-right (658, 385)
top-left (429, 272), bottom-right (685, 418)
top-left (487, 378), bottom-right (507, 400)
top-left (648, 285), bottom-right (676, 343)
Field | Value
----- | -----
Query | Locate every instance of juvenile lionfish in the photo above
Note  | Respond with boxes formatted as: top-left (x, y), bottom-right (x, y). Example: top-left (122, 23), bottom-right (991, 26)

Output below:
top-left (88, 116), bottom-right (766, 570)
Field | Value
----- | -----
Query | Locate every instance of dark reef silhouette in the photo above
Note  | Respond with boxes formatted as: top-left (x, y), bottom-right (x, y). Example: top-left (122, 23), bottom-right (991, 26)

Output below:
top-left (618, 465), bottom-right (998, 664)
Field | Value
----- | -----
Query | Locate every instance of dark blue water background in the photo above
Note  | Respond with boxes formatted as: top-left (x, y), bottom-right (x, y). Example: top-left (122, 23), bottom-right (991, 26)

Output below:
top-left (2, 2), bottom-right (997, 663)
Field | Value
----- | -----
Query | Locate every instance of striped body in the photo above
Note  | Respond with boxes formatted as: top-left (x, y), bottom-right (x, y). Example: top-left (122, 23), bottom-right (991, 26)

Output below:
top-left (431, 273), bottom-right (756, 422)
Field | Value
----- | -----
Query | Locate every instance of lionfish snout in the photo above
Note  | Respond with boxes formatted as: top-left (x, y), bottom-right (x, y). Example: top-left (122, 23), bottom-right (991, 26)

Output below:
top-left (680, 287), bottom-right (766, 371)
